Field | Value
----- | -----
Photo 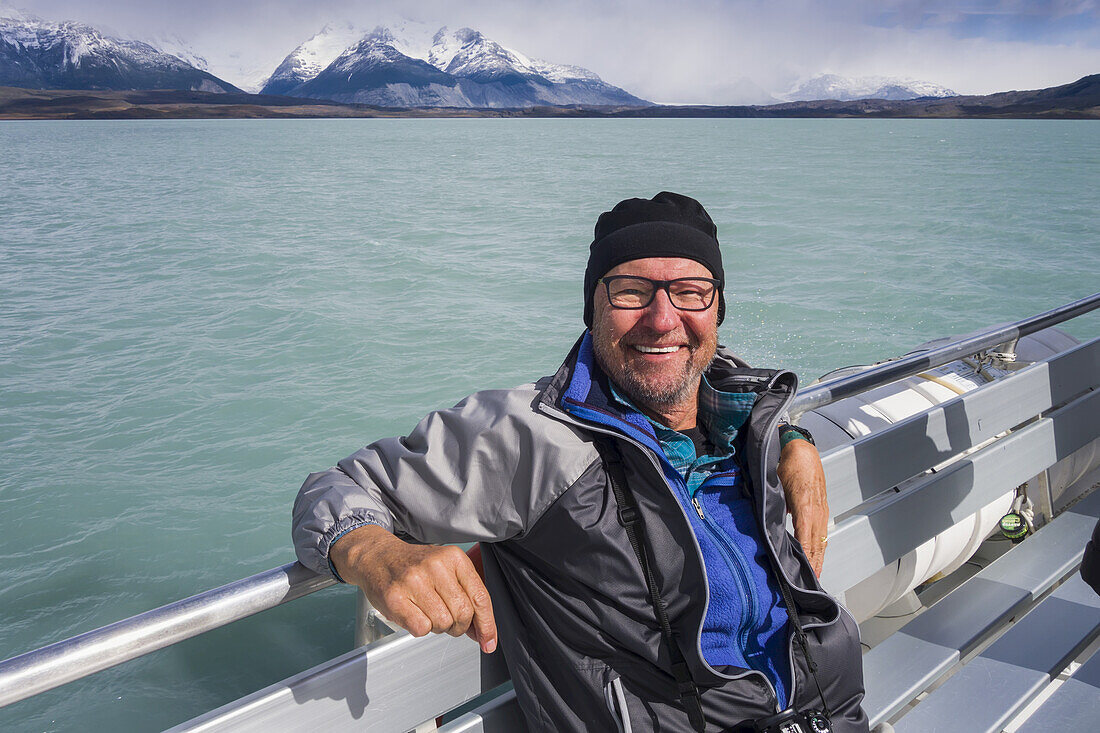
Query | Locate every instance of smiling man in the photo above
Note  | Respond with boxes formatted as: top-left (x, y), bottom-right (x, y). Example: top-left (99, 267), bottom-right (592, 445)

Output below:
top-left (293, 192), bottom-right (868, 732)
top-left (591, 258), bottom-right (719, 426)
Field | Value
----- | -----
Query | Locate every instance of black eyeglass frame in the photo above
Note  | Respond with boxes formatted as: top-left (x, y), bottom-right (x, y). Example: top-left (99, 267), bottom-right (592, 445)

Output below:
top-left (598, 275), bottom-right (721, 311)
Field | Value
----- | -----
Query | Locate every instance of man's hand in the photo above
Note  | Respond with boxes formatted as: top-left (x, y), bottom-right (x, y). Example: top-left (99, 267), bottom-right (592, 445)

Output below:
top-left (330, 525), bottom-right (497, 653)
top-left (777, 438), bottom-right (829, 577)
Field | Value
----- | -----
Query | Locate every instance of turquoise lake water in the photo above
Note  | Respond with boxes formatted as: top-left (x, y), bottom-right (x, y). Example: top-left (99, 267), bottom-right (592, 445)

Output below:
top-left (1, 118), bottom-right (1098, 730)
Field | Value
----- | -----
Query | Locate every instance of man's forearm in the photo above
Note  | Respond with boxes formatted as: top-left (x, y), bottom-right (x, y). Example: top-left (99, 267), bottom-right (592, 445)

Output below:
top-left (777, 438), bottom-right (829, 576)
top-left (329, 524), bottom-right (397, 587)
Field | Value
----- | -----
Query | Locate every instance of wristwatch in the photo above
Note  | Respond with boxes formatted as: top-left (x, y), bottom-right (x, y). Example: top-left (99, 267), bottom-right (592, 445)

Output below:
top-left (778, 423), bottom-right (816, 446)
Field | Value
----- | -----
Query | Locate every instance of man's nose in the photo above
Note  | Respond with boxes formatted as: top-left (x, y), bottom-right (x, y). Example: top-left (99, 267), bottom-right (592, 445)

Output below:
top-left (639, 287), bottom-right (680, 331)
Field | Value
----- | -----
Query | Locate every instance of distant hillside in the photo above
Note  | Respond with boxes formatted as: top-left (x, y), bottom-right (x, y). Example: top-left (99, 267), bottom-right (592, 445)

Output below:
top-left (0, 86), bottom-right (477, 119)
top-left (786, 74), bottom-right (957, 102)
top-left (613, 75), bottom-right (1100, 119)
top-left (2, 75), bottom-right (1096, 120)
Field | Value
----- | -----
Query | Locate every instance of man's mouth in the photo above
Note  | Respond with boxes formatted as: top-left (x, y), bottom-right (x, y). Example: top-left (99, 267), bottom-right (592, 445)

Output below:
top-left (631, 345), bottom-right (683, 354)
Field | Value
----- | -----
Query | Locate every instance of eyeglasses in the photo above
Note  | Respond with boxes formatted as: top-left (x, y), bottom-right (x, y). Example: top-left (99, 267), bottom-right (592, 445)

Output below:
top-left (599, 275), bottom-right (720, 311)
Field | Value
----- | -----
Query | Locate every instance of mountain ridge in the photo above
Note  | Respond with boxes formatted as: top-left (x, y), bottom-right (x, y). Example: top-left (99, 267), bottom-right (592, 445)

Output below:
top-left (785, 74), bottom-right (957, 102)
top-left (611, 74), bottom-right (1100, 118)
top-left (261, 22), bottom-right (649, 108)
top-left (0, 8), bottom-right (240, 93)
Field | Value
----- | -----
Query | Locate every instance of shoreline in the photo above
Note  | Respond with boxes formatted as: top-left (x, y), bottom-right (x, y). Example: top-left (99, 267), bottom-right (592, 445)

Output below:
top-left (2, 74), bottom-right (1097, 121)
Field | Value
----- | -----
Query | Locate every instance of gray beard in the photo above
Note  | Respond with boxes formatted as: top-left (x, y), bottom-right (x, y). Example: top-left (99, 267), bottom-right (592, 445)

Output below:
top-left (592, 338), bottom-right (706, 409)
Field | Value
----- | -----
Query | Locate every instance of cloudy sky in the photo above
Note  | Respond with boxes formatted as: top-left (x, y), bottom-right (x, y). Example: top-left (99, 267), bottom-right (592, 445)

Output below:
top-left (7, 1), bottom-right (1100, 102)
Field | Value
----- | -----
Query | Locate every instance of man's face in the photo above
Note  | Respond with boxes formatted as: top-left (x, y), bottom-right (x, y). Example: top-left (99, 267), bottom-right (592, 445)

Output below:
top-left (591, 257), bottom-right (719, 412)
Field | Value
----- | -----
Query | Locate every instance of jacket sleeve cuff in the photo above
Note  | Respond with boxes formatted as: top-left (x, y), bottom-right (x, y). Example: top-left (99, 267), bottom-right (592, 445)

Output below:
top-left (321, 513), bottom-right (386, 584)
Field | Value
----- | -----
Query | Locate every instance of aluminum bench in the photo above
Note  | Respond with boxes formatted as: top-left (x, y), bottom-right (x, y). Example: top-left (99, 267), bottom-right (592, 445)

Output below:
top-left (1015, 639), bottom-right (1100, 732)
top-left (892, 573), bottom-right (1100, 732)
top-left (860, 489), bottom-right (1100, 727)
top-left (862, 491), bottom-right (1100, 729)
top-left (438, 689), bottom-right (523, 733)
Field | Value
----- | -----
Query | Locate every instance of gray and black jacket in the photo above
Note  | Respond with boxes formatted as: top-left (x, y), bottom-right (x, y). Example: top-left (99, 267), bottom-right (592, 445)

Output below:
top-left (293, 336), bottom-right (868, 732)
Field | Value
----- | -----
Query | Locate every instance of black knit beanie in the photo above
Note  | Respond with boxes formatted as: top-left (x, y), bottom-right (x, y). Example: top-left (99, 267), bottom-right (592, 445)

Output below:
top-left (583, 191), bottom-right (725, 327)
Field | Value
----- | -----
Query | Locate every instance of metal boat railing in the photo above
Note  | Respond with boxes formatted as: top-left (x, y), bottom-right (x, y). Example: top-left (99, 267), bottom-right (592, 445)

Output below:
top-left (1, 291), bottom-right (1097, 710)
top-left (0, 563), bottom-right (334, 707)
top-left (788, 291), bottom-right (1100, 418)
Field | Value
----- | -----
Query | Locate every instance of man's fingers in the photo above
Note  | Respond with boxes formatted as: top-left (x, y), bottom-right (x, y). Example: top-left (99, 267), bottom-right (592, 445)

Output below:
top-left (806, 544), bottom-right (825, 577)
top-left (456, 556), bottom-right (497, 654)
top-left (430, 548), bottom-right (477, 638)
top-left (811, 525), bottom-right (827, 576)
top-left (794, 521), bottom-right (827, 577)
top-left (381, 564), bottom-right (457, 636)
top-left (383, 593), bottom-right (437, 638)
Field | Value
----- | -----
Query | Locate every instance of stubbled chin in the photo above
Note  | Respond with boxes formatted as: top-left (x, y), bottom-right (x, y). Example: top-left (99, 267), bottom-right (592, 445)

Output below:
top-left (622, 351), bottom-right (693, 388)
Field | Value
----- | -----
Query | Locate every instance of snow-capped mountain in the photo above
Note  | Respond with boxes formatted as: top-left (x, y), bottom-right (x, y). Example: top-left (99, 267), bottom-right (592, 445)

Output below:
top-left (0, 7), bottom-right (240, 93)
top-left (786, 74), bottom-right (957, 102)
top-left (262, 23), bottom-right (649, 108)
top-left (261, 21), bottom-right (366, 96)
top-left (429, 27), bottom-right (541, 83)
top-left (146, 33), bottom-right (209, 72)
top-left (296, 27), bottom-right (462, 107)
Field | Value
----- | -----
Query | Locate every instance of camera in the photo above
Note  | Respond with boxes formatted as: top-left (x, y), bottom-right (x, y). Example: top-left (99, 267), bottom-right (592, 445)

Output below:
top-left (753, 707), bottom-right (832, 733)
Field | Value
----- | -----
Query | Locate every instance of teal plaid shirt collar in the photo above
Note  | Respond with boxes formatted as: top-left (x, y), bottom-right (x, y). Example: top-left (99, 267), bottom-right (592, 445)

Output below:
top-left (608, 375), bottom-right (756, 480)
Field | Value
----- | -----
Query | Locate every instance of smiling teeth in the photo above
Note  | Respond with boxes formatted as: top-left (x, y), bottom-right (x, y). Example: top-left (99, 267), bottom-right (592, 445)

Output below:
top-left (635, 345), bottom-right (680, 353)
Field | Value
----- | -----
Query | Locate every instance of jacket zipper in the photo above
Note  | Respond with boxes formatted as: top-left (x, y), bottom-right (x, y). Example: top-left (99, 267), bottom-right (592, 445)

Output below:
top-left (752, 371), bottom-right (848, 711)
top-left (690, 489), bottom-right (762, 667)
top-left (691, 471), bottom-right (767, 667)
top-left (676, 465), bottom-right (762, 674)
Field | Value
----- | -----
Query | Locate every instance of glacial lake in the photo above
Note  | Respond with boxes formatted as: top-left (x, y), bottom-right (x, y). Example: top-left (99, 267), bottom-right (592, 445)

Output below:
top-left (0, 118), bottom-right (1098, 731)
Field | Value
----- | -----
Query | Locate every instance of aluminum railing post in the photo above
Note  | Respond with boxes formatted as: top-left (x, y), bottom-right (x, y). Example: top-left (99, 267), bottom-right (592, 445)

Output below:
top-left (355, 589), bottom-right (390, 646)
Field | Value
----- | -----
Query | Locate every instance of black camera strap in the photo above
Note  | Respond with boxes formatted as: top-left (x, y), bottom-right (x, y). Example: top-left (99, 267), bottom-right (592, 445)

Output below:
top-left (769, 553), bottom-right (832, 721)
top-left (593, 435), bottom-right (708, 733)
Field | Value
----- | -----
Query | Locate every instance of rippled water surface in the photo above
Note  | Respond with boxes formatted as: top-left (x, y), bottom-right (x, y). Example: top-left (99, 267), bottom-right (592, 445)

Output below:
top-left (1, 118), bottom-right (1098, 731)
